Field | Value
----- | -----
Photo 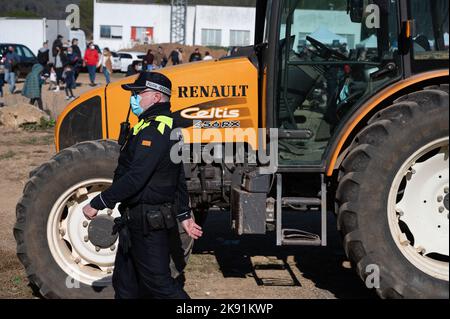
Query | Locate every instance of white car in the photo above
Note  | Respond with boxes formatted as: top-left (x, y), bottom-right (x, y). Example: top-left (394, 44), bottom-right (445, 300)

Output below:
top-left (117, 51), bottom-right (145, 73)
top-left (110, 51), bottom-right (122, 72)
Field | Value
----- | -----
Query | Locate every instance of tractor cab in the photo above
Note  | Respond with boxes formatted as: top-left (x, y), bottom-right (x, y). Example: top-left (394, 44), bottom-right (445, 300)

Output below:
top-left (254, 0), bottom-right (449, 166)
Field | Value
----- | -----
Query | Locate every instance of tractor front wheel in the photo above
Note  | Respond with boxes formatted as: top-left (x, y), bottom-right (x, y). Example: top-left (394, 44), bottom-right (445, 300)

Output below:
top-left (14, 140), bottom-right (193, 299)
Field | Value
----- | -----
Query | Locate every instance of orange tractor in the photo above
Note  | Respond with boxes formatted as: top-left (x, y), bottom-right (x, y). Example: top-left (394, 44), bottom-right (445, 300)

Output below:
top-left (15, 0), bottom-right (448, 298)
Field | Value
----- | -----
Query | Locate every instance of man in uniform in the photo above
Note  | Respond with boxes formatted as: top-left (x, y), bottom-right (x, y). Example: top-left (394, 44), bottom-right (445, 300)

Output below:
top-left (82, 72), bottom-right (203, 299)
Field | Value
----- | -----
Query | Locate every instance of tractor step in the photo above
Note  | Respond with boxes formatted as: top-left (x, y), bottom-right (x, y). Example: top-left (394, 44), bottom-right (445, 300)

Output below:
top-left (276, 174), bottom-right (327, 247)
top-left (282, 197), bottom-right (321, 207)
top-left (281, 229), bottom-right (322, 246)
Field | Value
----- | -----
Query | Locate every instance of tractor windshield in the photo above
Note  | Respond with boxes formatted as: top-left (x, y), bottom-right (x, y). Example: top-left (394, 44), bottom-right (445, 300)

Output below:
top-left (275, 0), bottom-right (402, 165)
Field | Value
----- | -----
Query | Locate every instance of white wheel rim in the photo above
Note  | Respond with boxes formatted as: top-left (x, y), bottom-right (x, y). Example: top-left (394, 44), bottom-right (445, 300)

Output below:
top-left (47, 179), bottom-right (120, 286)
top-left (388, 137), bottom-right (449, 281)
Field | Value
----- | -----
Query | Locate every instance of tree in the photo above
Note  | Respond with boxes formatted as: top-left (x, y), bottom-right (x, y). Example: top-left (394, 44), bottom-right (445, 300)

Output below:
top-left (80, 0), bottom-right (94, 38)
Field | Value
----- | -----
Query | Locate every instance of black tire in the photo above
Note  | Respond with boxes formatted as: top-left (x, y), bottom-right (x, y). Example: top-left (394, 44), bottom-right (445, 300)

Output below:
top-left (336, 87), bottom-right (449, 299)
top-left (14, 140), bottom-right (193, 299)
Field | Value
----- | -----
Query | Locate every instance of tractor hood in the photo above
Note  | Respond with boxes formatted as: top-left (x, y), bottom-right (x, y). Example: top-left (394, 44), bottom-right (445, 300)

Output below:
top-left (55, 57), bottom-right (260, 151)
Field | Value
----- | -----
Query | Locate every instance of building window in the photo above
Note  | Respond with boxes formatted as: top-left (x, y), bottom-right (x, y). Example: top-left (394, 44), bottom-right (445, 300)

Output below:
top-left (230, 30), bottom-right (251, 47)
top-left (131, 27), bottom-right (154, 44)
top-left (201, 29), bottom-right (222, 46)
top-left (100, 25), bottom-right (123, 39)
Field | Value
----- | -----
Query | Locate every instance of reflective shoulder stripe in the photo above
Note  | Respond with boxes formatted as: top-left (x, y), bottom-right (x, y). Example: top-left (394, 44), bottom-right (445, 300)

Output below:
top-left (155, 116), bottom-right (174, 135)
top-left (133, 120), bottom-right (147, 136)
top-left (133, 116), bottom-right (174, 136)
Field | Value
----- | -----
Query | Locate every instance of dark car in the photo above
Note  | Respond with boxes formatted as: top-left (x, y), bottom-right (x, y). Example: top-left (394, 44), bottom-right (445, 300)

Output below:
top-left (0, 43), bottom-right (38, 78)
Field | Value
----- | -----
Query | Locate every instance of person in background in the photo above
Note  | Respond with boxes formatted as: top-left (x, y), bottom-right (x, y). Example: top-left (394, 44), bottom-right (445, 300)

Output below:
top-left (178, 48), bottom-right (184, 64)
top-left (71, 38), bottom-right (83, 82)
top-left (169, 48), bottom-right (181, 65)
top-left (67, 46), bottom-right (80, 68)
top-left (126, 60), bottom-right (142, 77)
top-left (4, 46), bottom-right (20, 94)
top-left (189, 48), bottom-right (202, 62)
top-left (0, 61), bottom-right (4, 106)
top-left (22, 63), bottom-right (45, 110)
top-left (48, 63), bottom-right (57, 91)
top-left (101, 48), bottom-right (113, 85)
top-left (37, 41), bottom-right (50, 66)
top-left (52, 35), bottom-right (63, 60)
top-left (203, 51), bottom-right (213, 61)
top-left (143, 49), bottom-right (155, 71)
top-left (154, 46), bottom-right (168, 68)
top-left (54, 46), bottom-right (67, 92)
top-left (84, 42), bottom-right (99, 87)
top-left (62, 64), bottom-right (76, 100)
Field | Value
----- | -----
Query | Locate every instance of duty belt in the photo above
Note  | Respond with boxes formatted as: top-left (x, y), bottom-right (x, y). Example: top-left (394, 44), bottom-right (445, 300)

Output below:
top-left (113, 203), bottom-right (175, 254)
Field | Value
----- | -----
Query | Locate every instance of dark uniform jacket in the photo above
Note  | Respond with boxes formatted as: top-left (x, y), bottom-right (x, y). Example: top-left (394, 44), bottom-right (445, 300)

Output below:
top-left (90, 102), bottom-right (191, 222)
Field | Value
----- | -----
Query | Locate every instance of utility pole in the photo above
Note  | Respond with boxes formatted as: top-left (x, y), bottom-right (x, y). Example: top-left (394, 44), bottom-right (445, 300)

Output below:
top-left (170, 0), bottom-right (188, 45)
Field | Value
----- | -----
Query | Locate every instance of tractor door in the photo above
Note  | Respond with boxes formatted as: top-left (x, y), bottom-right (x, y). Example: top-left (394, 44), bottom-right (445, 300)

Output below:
top-left (265, 0), bottom-right (403, 167)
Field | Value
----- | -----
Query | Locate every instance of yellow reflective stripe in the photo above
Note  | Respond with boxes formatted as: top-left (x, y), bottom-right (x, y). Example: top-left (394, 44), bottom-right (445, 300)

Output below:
top-left (133, 116), bottom-right (174, 136)
top-left (133, 120), bottom-right (145, 136)
top-left (155, 116), bottom-right (173, 135)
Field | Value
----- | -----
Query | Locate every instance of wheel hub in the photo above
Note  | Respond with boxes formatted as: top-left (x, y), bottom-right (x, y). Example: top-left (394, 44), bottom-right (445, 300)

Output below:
top-left (88, 215), bottom-right (118, 249)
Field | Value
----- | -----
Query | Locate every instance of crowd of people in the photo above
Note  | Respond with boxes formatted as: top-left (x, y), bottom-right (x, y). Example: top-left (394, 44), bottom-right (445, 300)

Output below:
top-left (0, 36), bottom-right (216, 110)
top-left (136, 46), bottom-right (213, 73)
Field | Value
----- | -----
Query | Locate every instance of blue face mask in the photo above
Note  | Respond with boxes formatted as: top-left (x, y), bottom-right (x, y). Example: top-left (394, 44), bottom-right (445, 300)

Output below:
top-left (130, 95), bottom-right (144, 117)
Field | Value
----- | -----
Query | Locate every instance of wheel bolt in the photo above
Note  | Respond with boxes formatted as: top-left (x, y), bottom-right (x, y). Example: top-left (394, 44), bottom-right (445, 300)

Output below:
top-left (445, 187), bottom-right (449, 194)
top-left (437, 195), bottom-right (443, 203)
top-left (82, 221), bottom-right (88, 228)
top-left (84, 236), bottom-right (89, 242)
top-left (107, 210), bottom-right (113, 216)
top-left (59, 229), bottom-right (65, 236)
top-left (95, 246), bottom-right (101, 252)
top-left (416, 246), bottom-right (426, 254)
top-left (439, 206), bottom-right (445, 213)
top-left (399, 233), bottom-right (410, 246)
top-left (110, 245), bottom-right (116, 251)
top-left (107, 268), bottom-right (113, 274)
top-left (75, 257), bottom-right (81, 264)
top-left (411, 169), bottom-right (416, 175)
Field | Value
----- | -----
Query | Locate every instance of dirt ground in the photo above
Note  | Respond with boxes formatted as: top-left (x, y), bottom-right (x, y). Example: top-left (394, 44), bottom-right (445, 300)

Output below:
top-left (0, 72), bottom-right (377, 299)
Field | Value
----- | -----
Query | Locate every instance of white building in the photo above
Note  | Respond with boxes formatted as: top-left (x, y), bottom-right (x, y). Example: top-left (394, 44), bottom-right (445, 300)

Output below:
top-left (93, 1), bottom-right (256, 51)
top-left (93, 1), bottom-right (363, 52)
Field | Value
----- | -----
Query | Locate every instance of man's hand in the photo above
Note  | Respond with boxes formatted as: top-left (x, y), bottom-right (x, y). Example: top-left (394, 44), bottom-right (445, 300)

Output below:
top-left (83, 204), bottom-right (98, 220)
top-left (181, 218), bottom-right (203, 240)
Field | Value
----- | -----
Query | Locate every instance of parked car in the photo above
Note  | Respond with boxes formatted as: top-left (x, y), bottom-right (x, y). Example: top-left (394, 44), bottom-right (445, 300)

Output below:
top-left (117, 51), bottom-right (144, 73)
top-left (0, 43), bottom-right (38, 78)
top-left (110, 51), bottom-right (122, 72)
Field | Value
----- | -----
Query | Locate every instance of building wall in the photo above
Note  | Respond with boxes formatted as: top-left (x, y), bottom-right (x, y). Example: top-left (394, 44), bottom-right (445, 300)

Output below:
top-left (93, 1), bottom-right (174, 51)
top-left (93, 1), bottom-right (361, 52)
top-left (194, 6), bottom-right (255, 47)
top-left (93, 1), bottom-right (255, 51)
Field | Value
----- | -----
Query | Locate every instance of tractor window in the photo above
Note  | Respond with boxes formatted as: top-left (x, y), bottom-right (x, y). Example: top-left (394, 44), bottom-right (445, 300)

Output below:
top-left (276, 0), bottom-right (401, 165)
top-left (409, 0), bottom-right (449, 73)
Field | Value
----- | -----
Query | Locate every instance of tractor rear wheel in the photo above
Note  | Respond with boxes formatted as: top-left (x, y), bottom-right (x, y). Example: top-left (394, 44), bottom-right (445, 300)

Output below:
top-left (14, 140), bottom-right (193, 299)
top-left (337, 86), bottom-right (449, 298)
